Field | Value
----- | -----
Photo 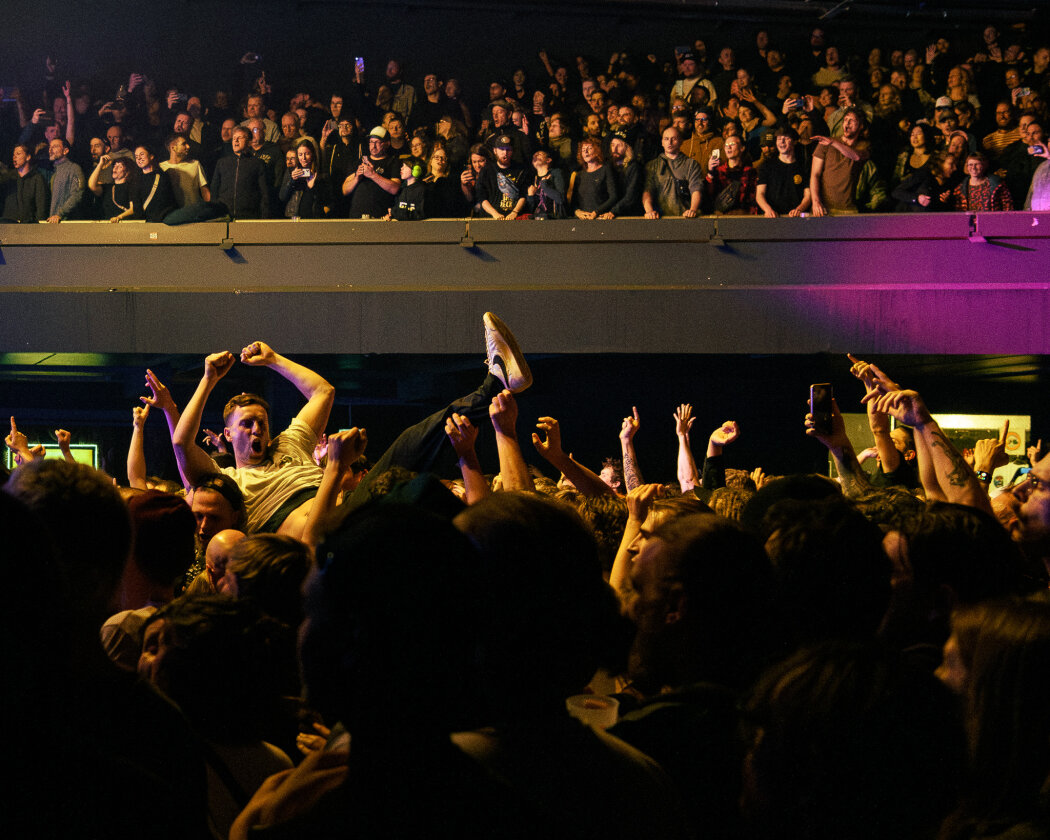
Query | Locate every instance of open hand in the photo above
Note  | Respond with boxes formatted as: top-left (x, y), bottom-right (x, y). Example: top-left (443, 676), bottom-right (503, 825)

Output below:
top-left (445, 413), bottom-right (478, 458)
top-left (532, 416), bottom-right (565, 462)
top-left (673, 403), bottom-right (695, 437)
top-left (709, 420), bottom-right (739, 447)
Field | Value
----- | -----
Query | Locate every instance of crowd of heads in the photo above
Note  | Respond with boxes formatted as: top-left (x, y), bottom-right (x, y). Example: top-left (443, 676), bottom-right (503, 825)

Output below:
top-left (4, 328), bottom-right (1050, 839)
top-left (5, 20), bottom-right (1050, 223)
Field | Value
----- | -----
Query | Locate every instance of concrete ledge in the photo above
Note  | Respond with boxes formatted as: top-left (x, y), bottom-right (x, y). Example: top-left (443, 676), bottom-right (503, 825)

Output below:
top-left (2, 214), bottom-right (1049, 354)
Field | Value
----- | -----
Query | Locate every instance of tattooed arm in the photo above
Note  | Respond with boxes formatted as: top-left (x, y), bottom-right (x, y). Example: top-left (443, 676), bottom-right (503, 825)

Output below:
top-left (620, 406), bottom-right (643, 491)
top-left (805, 399), bottom-right (872, 498)
top-left (870, 390), bottom-right (992, 513)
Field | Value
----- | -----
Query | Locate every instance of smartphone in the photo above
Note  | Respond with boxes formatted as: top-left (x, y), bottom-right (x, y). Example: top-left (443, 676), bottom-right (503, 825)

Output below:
top-left (300, 168), bottom-right (313, 179)
top-left (810, 383), bottom-right (833, 435)
top-left (355, 57), bottom-right (365, 74)
top-left (1030, 144), bottom-right (1046, 156)
top-left (1019, 87), bottom-right (1032, 97)
top-left (790, 98), bottom-right (805, 110)
top-left (710, 148), bottom-right (720, 160)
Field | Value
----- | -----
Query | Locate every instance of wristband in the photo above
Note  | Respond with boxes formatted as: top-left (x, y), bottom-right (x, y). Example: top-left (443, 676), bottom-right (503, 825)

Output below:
top-left (975, 470), bottom-right (992, 483)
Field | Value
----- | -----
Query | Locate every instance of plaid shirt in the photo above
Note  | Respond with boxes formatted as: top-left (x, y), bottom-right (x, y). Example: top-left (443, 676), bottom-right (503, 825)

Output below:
top-left (952, 178), bottom-right (1014, 211)
top-left (705, 160), bottom-right (759, 213)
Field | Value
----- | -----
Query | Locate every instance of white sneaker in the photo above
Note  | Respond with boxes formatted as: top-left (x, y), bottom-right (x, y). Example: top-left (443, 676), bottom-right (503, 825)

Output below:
top-left (483, 312), bottom-right (532, 393)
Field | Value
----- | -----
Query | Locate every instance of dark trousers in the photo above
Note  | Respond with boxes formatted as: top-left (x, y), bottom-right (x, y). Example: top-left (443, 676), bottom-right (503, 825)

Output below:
top-left (348, 373), bottom-right (502, 506)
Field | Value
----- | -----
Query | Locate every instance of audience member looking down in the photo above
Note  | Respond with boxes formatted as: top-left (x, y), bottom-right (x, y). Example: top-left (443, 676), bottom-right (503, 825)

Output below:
top-left (7, 22), bottom-right (1050, 220)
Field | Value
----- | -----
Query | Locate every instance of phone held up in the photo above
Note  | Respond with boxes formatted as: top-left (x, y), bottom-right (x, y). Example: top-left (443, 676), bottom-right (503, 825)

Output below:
top-left (810, 383), bottom-right (833, 436)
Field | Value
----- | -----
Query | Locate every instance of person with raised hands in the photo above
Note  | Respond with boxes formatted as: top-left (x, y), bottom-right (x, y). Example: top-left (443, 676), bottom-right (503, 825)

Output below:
top-left (804, 393), bottom-right (873, 499)
top-left (609, 482), bottom-right (665, 604)
top-left (170, 340), bottom-right (335, 537)
top-left (620, 406), bottom-right (642, 491)
top-left (5, 416), bottom-right (35, 465)
top-left (969, 421), bottom-right (1012, 494)
top-left (848, 354), bottom-right (920, 490)
top-left (864, 378), bottom-right (993, 514)
top-left (674, 403), bottom-right (700, 493)
top-left (301, 428), bottom-right (368, 551)
top-left (701, 420), bottom-right (741, 493)
top-left (53, 428), bottom-right (75, 464)
top-left (489, 389), bottom-right (534, 493)
top-left (849, 355), bottom-right (944, 500)
top-left (138, 368), bottom-right (193, 489)
top-left (128, 404), bottom-right (150, 490)
top-left (532, 415), bottom-right (617, 498)
top-left (445, 413), bottom-right (489, 505)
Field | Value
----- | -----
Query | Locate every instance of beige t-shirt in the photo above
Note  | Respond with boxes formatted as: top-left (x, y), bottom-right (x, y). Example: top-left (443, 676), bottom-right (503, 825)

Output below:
top-left (219, 417), bottom-right (322, 533)
top-left (160, 159), bottom-right (208, 206)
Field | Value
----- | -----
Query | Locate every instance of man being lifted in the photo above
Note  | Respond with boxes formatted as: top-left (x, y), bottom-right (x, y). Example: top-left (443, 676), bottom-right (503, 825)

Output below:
top-left (172, 340), bottom-right (334, 538)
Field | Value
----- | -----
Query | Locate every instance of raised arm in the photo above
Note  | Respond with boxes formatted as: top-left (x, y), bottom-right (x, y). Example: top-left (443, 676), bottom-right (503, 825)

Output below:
top-left (87, 155), bottom-right (110, 197)
top-left (813, 134), bottom-right (863, 162)
top-left (972, 420), bottom-right (1011, 494)
top-left (805, 398), bottom-right (872, 498)
top-left (609, 483), bottom-right (663, 604)
top-left (851, 359), bottom-right (946, 500)
top-left (240, 341), bottom-right (334, 439)
top-left (620, 406), bottom-right (643, 491)
top-left (172, 351), bottom-right (235, 486)
top-left (673, 404), bottom-right (700, 493)
top-left (848, 355), bottom-right (902, 475)
top-left (5, 417), bottom-right (35, 464)
top-left (701, 420), bottom-right (740, 492)
top-left (54, 428), bottom-right (75, 464)
top-left (446, 413), bottom-right (490, 505)
top-left (128, 405), bottom-right (150, 490)
top-left (869, 390), bottom-right (992, 513)
top-left (140, 368), bottom-right (192, 488)
top-left (302, 428), bottom-right (368, 551)
top-left (488, 390), bottom-right (534, 492)
top-left (532, 416), bottom-right (615, 498)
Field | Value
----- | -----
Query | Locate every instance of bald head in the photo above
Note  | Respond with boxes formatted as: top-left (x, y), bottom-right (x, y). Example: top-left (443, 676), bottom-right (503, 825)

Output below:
top-left (205, 529), bottom-right (246, 585)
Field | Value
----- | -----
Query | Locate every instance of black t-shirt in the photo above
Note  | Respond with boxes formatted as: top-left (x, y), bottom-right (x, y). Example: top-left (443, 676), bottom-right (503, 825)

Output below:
top-left (347, 154), bottom-right (401, 218)
top-left (871, 453), bottom-right (921, 490)
top-left (391, 180), bottom-right (426, 220)
top-left (757, 157), bottom-right (807, 214)
top-left (100, 181), bottom-right (134, 219)
top-left (479, 163), bottom-right (529, 214)
top-left (135, 170), bottom-right (177, 222)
